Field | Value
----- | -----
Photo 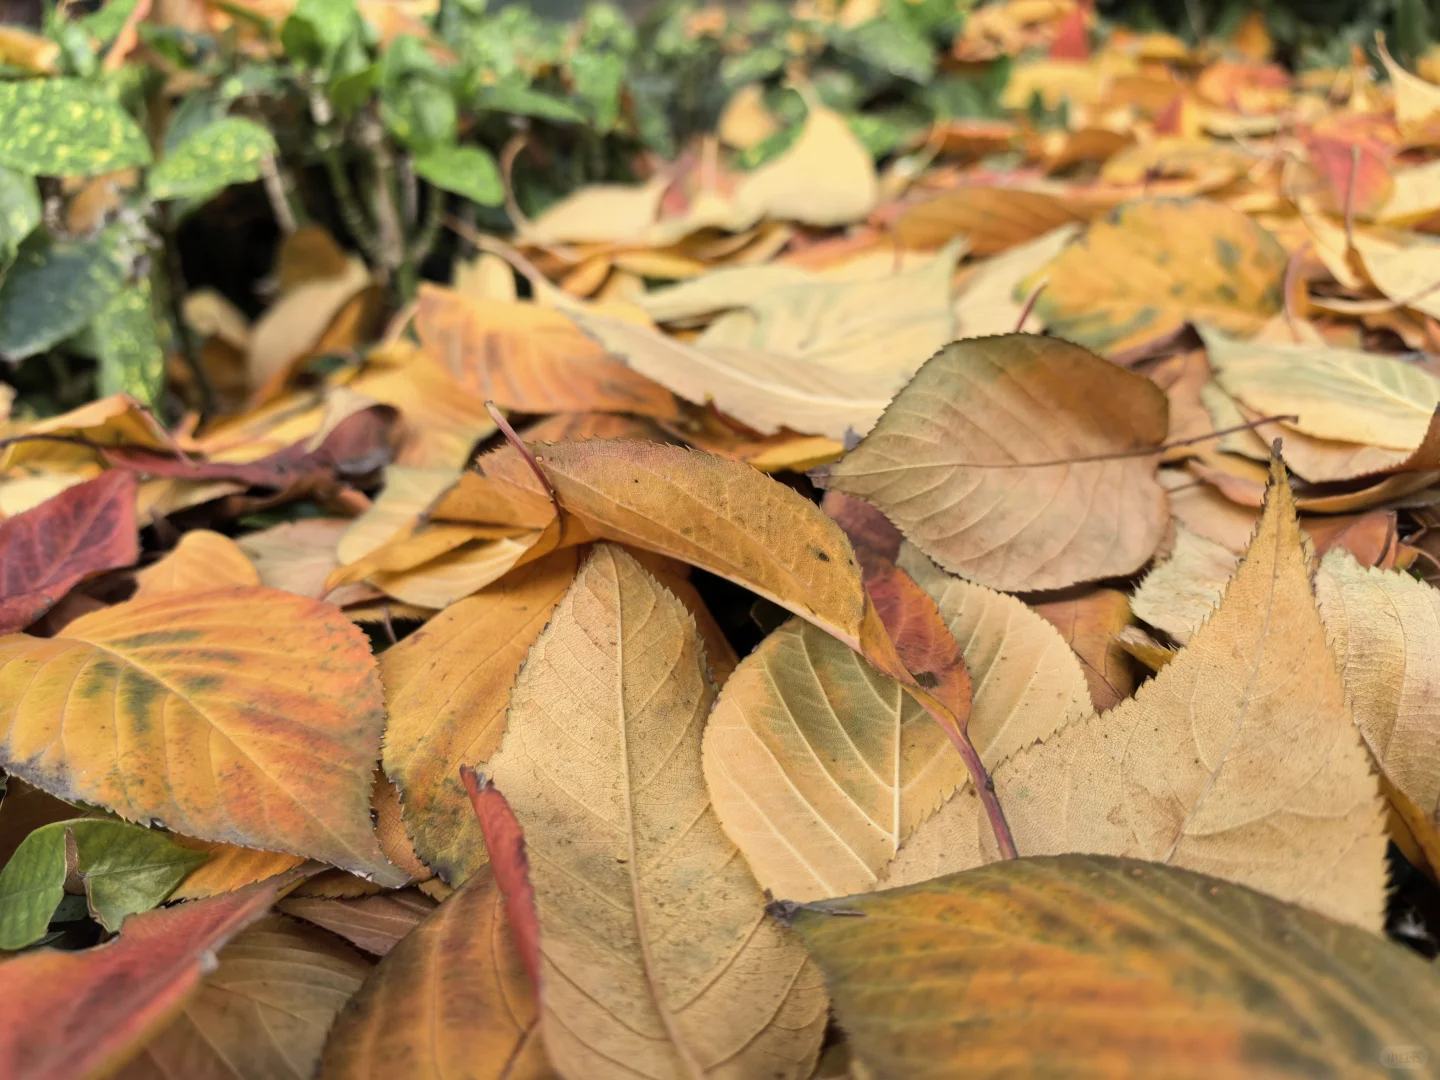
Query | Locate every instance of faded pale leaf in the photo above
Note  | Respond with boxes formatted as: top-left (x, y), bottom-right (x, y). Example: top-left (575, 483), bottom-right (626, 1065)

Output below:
top-left (336, 466), bottom-right (461, 565)
top-left (318, 867), bottom-right (551, 1080)
top-left (131, 530), bottom-right (260, 602)
top-left (794, 856), bottom-right (1440, 1080)
top-left (487, 546), bottom-right (827, 1080)
top-left (247, 257), bottom-right (372, 388)
top-left (999, 460), bottom-right (1386, 929)
top-left (381, 552), bottom-right (579, 884)
top-left (1316, 551), bottom-right (1440, 839)
top-left (702, 618), bottom-right (963, 902)
top-left (238, 519), bottom-right (378, 605)
top-left (826, 335), bottom-right (1169, 592)
top-left (0, 588), bottom-right (405, 885)
top-left (1131, 525), bottom-right (1239, 642)
top-left (952, 223), bottom-right (1082, 337)
top-left (727, 104), bottom-right (879, 229)
top-left (114, 915), bottom-right (371, 1080)
top-left (1205, 326), bottom-right (1440, 451)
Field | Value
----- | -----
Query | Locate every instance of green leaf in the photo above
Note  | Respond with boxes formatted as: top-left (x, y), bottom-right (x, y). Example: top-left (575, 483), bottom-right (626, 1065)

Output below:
top-left (148, 117), bottom-right (278, 202)
top-left (0, 78), bottom-right (151, 177)
top-left (721, 45), bottom-right (786, 88)
top-left (790, 855), bottom-right (1440, 1078)
top-left (0, 230), bottom-right (127, 361)
top-left (94, 277), bottom-right (165, 406)
top-left (568, 50), bottom-right (625, 133)
top-left (836, 18), bottom-right (936, 82)
top-left (381, 80), bottom-right (457, 153)
top-left (0, 824), bottom-right (66, 950)
top-left (473, 83), bottom-right (585, 124)
top-left (280, 0), bottom-right (359, 63)
top-left (70, 820), bottom-right (208, 932)
top-left (80, 0), bottom-right (140, 46)
top-left (0, 165), bottom-right (42, 266)
top-left (411, 144), bottom-right (502, 207)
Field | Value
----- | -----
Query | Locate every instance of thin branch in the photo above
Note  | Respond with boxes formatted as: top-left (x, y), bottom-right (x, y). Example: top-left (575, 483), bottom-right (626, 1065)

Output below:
top-left (1014, 277), bottom-right (1048, 332)
top-left (445, 216), bottom-right (551, 294)
top-left (923, 700), bottom-right (1017, 859)
top-left (485, 400), bottom-right (559, 515)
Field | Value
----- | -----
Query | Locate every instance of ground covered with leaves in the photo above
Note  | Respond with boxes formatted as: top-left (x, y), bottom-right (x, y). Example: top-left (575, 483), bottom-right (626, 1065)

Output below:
top-left (5, 0), bottom-right (1440, 1077)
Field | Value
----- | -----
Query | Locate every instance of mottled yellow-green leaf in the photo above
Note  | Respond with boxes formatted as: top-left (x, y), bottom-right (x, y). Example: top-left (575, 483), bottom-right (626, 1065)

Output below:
top-left (0, 228), bottom-right (127, 361)
top-left (148, 118), bottom-right (278, 202)
top-left (0, 78), bottom-right (151, 177)
top-left (95, 277), bottom-right (166, 408)
top-left (0, 165), bottom-right (40, 266)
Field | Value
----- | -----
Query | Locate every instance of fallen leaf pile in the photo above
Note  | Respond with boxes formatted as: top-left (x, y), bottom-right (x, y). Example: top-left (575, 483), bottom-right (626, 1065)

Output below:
top-left (10, 3), bottom-right (1440, 1077)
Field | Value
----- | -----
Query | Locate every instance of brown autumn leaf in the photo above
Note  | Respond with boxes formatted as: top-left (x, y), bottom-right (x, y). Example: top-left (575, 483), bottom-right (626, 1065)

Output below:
top-left (888, 459), bottom-right (1388, 931)
top-left (823, 334), bottom-right (1169, 592)
top-left (791, 855), bottom-right (1440, 1080)
top-left (413, 285), bottom-right (678, 418)
top-left (0, 872), bottom-right (299, 1080)
top-left (486, 545), bottom-right (828, 1080)
top-left (113, 914), bottom-right (372, 1080)
top-left (894, 186), bottom-right (1088, 255)
top-left (278, 889), bottom-right (436, 957)
top-left (0, 470), bottom-right (138, 633)
top-left (0, 588), bottom-right (406, 885)
top-left (381, 551), bottom-right (580, 884)
top-left (1028, 586), bottom-right (1137, 710)
top-left (317, 867), bottom-right (552, 1080)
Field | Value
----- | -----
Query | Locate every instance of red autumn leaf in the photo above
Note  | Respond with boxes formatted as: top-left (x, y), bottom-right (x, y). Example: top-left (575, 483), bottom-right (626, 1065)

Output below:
top-left (1048, 4), bottom-right (1090, 59)
top-left (1300, 126), bottom-right (1395, 220)
top-left (857, 549), bottom-right (973, 730)
top-left (461, 765), bottom-right (541, 988)
top-left (0, 871), bottom-right (298, 1080)
top-left (0, 470), bottom-right (138, 635)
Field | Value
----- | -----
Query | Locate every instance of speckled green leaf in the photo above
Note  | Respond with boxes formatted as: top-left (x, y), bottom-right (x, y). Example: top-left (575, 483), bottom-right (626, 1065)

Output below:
top-left (95, 278), bottom-right (166, 406)
top-left (0, 165), bottom-right (41, 265)
top-left (0, 822), bottom-right (66, 950)
top-left (148, 117), bottom-right (277, 201)
top-left (0, 78), bottom-right (151, 177)
top-left (0, 231), bottom-right (127, 361)
top-left (0, 819), bottom-right (205, 948)
top-left (411, 144), bottom-right (502, 207)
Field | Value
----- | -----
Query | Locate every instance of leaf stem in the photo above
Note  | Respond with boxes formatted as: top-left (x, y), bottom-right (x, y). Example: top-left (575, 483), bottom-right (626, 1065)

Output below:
top-left (923, 700), bottom-right (1018, 859)
top-left (1014, 277), bottom-right (1048, 332)
top-left (484, 400), bottom-right (560, 515)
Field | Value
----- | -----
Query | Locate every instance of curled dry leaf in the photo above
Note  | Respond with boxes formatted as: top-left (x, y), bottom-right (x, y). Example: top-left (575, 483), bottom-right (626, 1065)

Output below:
top-left (0, 469), bottom-right (138, 634)
top-left (791, 855), bottom-right (1440, 1080)
top-left (1023, 198), bottom-right (1287, 357)
top-left (0, 872), bottom-right (299, 1080)
top-left (318, 867), bottom-right (551, 1080)
top-left (0, 587), bottom-right (406, 885)
top-left (486, 545), bottom-right (828, 1080)
top-left (889, 459), bottom-right (1388, 931)
top-left (381, 551), bottom-right (580, 884)
top-left (113, 915), bottom-right (372, 1080)
top-left (823, 334), bottom-right (1169, 592)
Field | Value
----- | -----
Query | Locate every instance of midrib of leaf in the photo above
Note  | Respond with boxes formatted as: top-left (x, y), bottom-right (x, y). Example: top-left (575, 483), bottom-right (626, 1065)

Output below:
top-left (1161, 509), bottom-right (1282, 864)
top-left (614, 571), bottom-right (705, 1080)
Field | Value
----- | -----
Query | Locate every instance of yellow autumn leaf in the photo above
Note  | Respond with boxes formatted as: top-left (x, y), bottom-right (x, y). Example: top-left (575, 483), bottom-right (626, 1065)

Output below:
top-left (703, 618), bottom-right (963, 902)
top-left (1023, 198), bottom-right (1288, 357)
top-left (0, 588), bottom-right (406, 885)
top-left (131, 530), bottom-right (260, 602)
top-left (1130, 524), bottom-right (1239, 642)
top-left (318, 866), bottom-right (551, 1080)
top-left (824, 334), bottom-right (1170, 592)
top-left (381, 551), bottom-right (579, 884)
top-left (486, 545), bottom-right (828, 1079)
